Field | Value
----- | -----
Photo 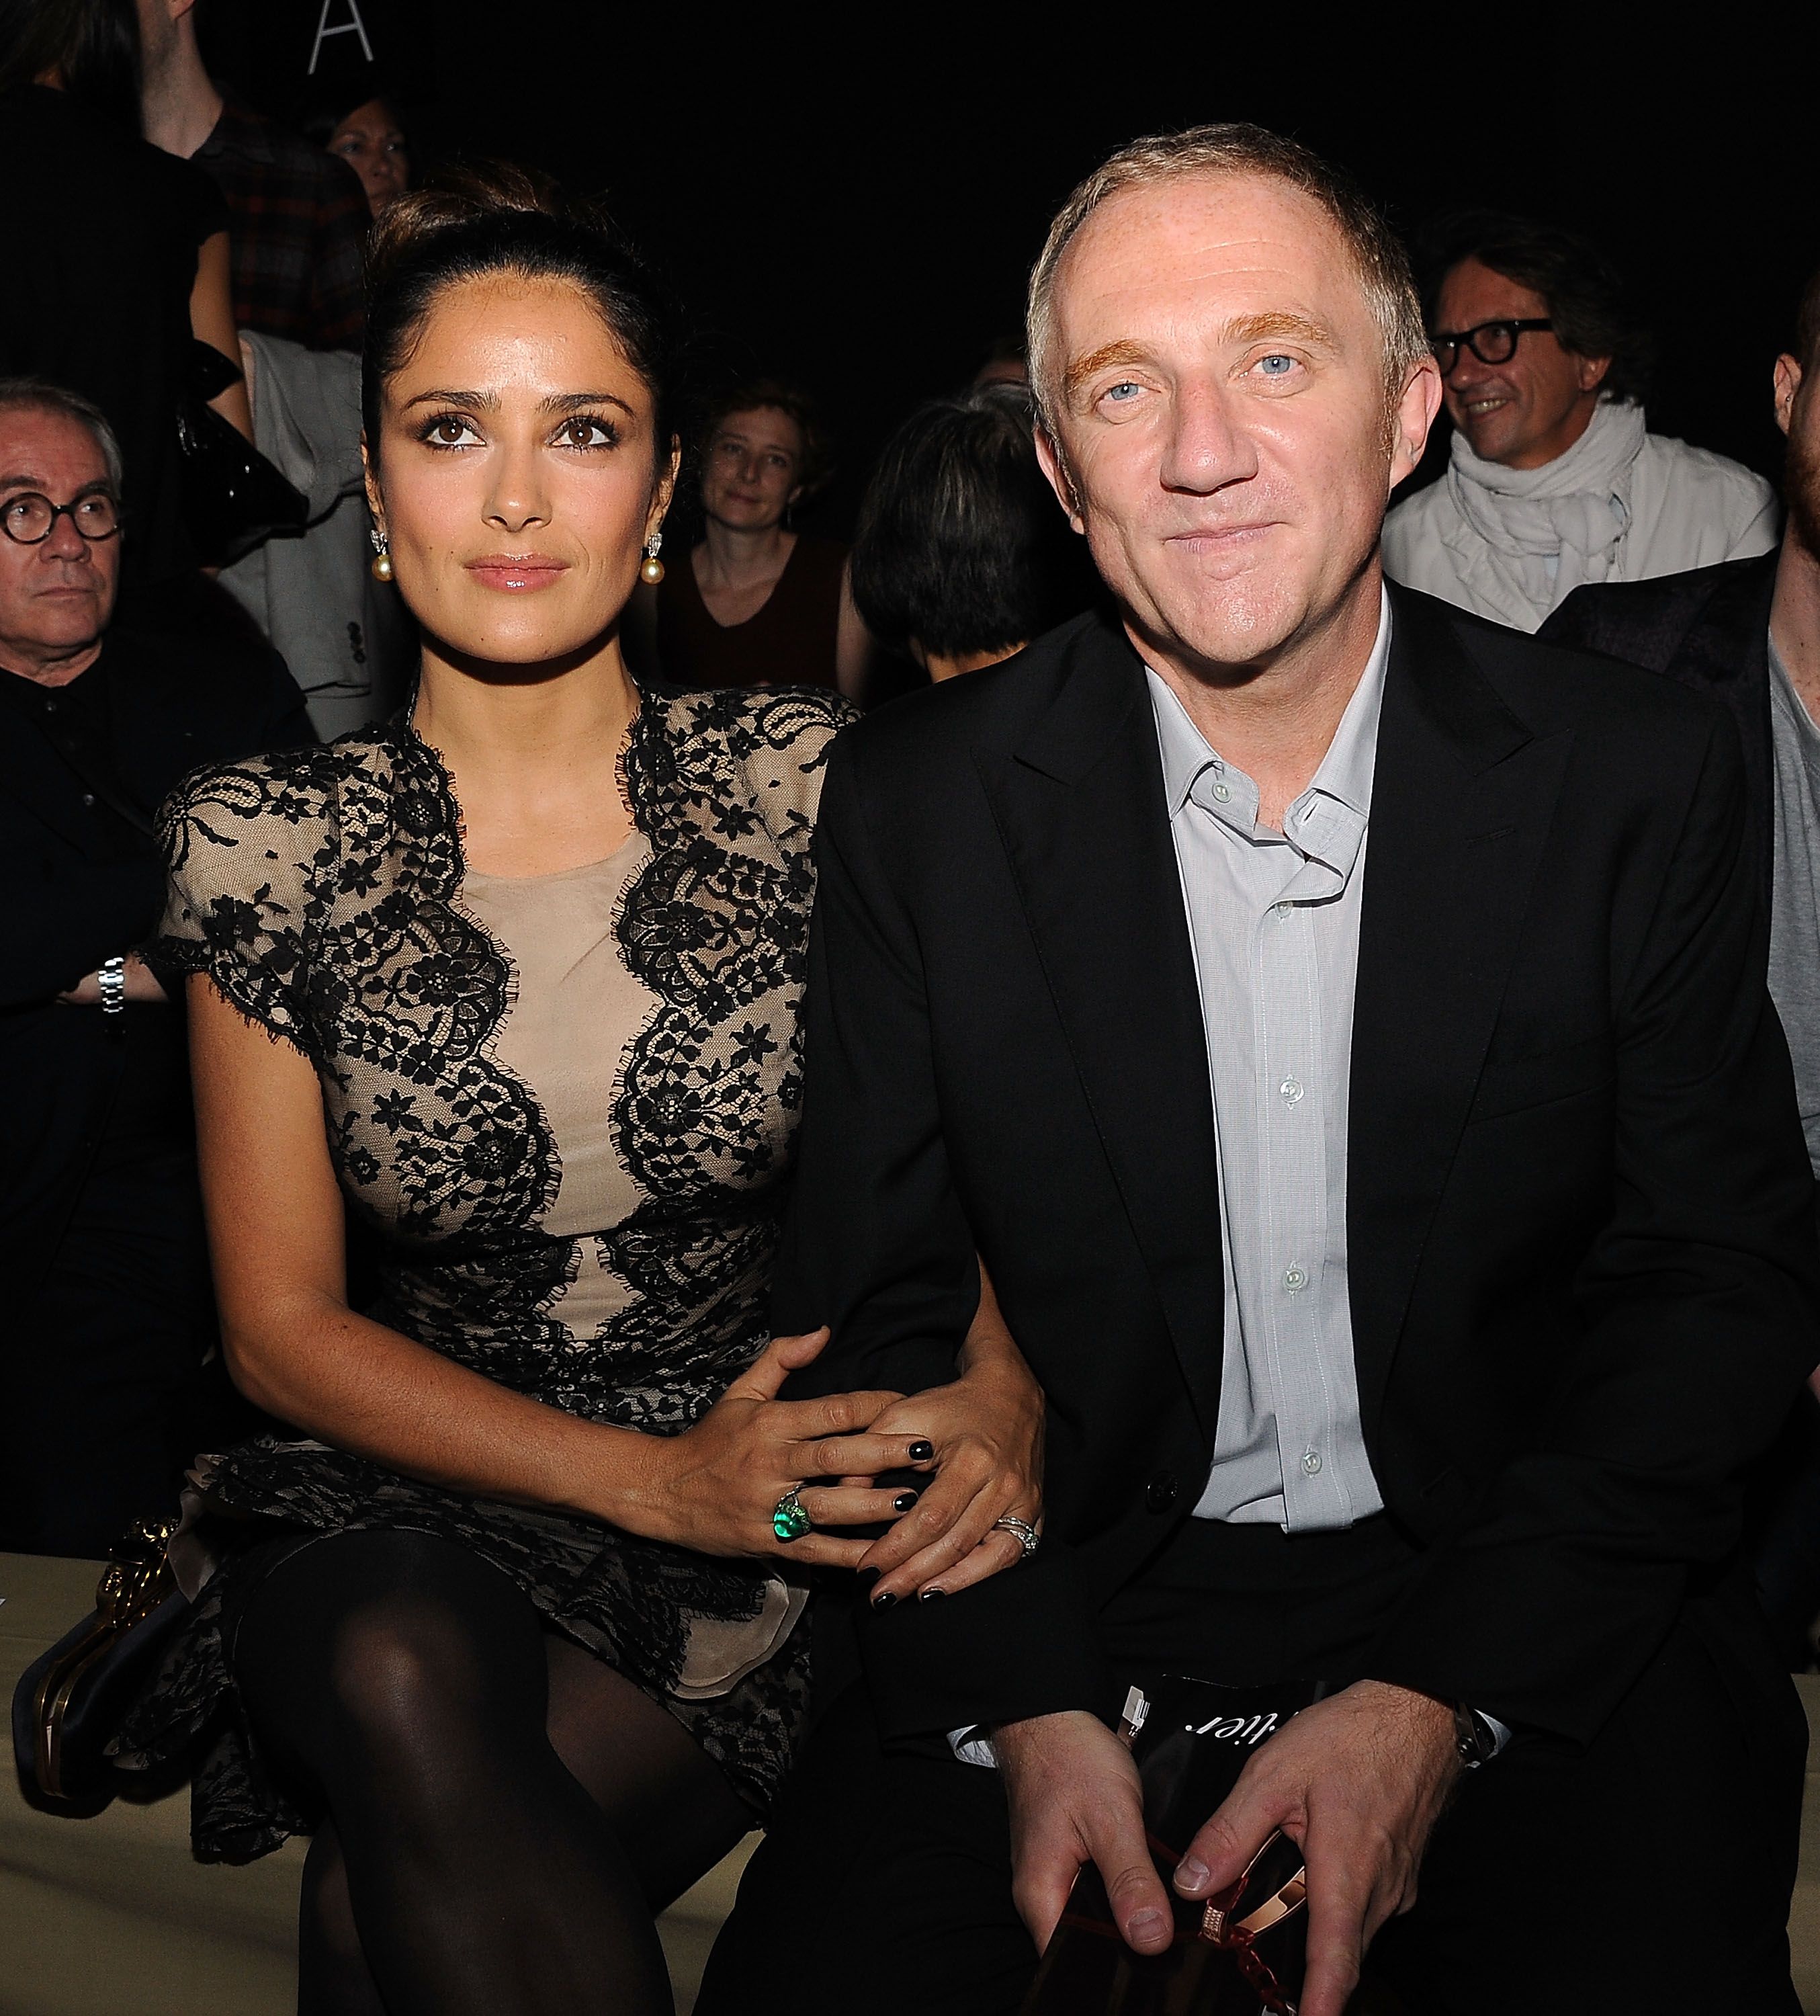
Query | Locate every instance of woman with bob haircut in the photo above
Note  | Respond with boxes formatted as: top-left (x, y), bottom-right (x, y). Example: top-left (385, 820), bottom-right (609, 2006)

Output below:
top-left (114, 167), bottom-right (1042, 2015)
top-left (849, 384), bottom-right (1097, 684)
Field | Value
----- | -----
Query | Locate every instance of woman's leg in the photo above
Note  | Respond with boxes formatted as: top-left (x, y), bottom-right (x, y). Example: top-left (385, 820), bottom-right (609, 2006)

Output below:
top-left (233, 1527), bottom-right (744, 2016)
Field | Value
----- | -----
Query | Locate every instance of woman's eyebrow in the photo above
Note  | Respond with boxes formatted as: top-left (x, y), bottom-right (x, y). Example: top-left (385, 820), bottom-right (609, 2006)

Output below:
top-left (541, 390), bottom-right (636, 417)
top-left (400, 388), bottom-right (497, 411)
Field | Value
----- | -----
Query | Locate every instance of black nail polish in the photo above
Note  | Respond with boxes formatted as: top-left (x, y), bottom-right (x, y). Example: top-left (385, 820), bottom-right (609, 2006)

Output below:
top-left (908, 1441), bottom-right (934, 1463)
top-left (871, 1590), bottom-right (896, 1609)
top-left (894, 1490), bottom-right (919, 1511)
top-left (856, 1567), bottom-right (879, 1587)
top-left (918, 1587), bottom-right (946, 1601)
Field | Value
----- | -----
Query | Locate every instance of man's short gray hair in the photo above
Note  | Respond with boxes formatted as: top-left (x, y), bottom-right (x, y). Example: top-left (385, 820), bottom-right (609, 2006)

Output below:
top-left (1026, 123), bottom-right (1428, 438)
top-left (0, 378), bottom-right (126, 495)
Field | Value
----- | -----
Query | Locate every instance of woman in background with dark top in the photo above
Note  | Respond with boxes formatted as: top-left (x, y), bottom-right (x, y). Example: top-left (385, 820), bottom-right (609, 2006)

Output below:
top-left (644, 381), bottom-right (871, 697)
top-left (849, 383), bottom-right (1100, 683)
top-left (308, 90), bottom-right (411, 217)
top-left (0, 0), bottom-right (253, 599)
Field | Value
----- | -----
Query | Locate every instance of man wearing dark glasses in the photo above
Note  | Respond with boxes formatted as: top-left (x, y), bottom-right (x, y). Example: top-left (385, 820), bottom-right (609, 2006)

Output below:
top-left (0, 378), bottom-right (310, 1556)
top-left (1384, 215), bottom-right (1775, 630)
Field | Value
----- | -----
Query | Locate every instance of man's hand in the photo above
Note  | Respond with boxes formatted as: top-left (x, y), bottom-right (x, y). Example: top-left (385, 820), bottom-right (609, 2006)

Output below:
top-left (1171, 1680), bottom-right (1461, 2016)
top-left (995, 1710), bottom-right (1174, 1958)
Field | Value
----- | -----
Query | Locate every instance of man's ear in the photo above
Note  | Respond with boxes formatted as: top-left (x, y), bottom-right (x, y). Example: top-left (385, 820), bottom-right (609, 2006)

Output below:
top-left (1575, 352), bottom-right (1614, 396)
top-left (1774, 354), bottom-right (1803, 439)
top-left (1034, 424), bottom-right (1085, 534)
top-left (1388, 355), bottom-right (1443, 491)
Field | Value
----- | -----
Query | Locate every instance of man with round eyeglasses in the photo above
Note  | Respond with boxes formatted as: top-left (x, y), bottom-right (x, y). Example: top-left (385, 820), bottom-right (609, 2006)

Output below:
top-left (0, 377), bottom-right (311, 1556)
top-left (1384, 214), bottom-right (1776, 630)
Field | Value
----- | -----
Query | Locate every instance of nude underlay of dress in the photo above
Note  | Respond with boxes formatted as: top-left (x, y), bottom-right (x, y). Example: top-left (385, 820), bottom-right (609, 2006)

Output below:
top-left (460, 836), bottom-right (806, 1699)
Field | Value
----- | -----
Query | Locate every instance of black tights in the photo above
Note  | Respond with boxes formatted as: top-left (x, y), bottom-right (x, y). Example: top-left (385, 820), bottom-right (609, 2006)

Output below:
top-left (232, 1528), bottom-right (752, 2016)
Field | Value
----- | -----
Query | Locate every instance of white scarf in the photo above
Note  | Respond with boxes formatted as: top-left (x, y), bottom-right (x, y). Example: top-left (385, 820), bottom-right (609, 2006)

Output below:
top-left (1442, 398), bottom-right (1648, 629)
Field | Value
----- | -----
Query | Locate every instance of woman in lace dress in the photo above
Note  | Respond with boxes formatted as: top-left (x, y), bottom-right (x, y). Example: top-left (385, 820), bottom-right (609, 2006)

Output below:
top-left (115, 171), bottom-right (1043, 2016)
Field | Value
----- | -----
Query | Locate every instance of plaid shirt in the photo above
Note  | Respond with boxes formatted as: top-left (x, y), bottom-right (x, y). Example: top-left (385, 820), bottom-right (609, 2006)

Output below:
top-left (195, 99), bottom-right (367, 352)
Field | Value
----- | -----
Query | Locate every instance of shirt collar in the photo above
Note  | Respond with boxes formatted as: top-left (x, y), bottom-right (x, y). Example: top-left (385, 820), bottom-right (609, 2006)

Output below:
top-left (1149, 587), bottom-right (1391, 813)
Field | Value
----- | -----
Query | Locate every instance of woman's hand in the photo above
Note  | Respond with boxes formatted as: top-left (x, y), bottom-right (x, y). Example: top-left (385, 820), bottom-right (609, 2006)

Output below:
top-left (853, 1266), bottom-right (1045, 1605)
top-left (632, 1327), bottom-right (939, 1568)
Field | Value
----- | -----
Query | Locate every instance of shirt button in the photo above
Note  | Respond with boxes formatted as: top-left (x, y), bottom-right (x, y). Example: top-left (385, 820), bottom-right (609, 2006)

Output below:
top-left (1302, 1448), bottom-right (1323, 1476)
top-left (1279, 1075), bottom-right (1304, 1103)
top-left (1273, 901), bottom-right (1293, 920)
top-left (1145, 1472), bottom-right (1179, 1515)
top-left (1211, 782), bottom-right (1231, 803)
top-left (81, 792), bottom-right (95, 808)
top-left (1283, 1265), bottom-right (1307, 1293)
top-left (41, 698), bottom-right (58, 714)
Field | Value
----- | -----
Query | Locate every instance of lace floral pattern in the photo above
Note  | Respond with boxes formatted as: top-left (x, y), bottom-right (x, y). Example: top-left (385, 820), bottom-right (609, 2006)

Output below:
top-left (116, 682), bottom-right (851, 1855)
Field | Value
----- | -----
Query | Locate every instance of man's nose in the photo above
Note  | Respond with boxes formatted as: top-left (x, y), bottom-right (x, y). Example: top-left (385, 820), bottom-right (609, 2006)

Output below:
top-left (39, 515), bottom-right (91, 562)
top-left (1160, 382), bottom-right (1256, 494)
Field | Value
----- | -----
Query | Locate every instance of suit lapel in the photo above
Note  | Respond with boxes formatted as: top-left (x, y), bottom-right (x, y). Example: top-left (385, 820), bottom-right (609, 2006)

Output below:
top-left (1348, 591), bottom-right (1572, 1436)
top-left (978, 622), bottom-right (1224, 1436)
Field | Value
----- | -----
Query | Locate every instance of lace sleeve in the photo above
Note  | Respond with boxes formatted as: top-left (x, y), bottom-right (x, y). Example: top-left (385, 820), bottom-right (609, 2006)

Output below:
top-left (735, 688), bottom-right (857, 855)
top-left (151, 752), bottom-right (340, 1060)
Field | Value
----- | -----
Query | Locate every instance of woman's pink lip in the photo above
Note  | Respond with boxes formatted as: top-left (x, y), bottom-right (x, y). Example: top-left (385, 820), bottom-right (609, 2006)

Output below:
top-left (464, 557), bottom-right (569, 591)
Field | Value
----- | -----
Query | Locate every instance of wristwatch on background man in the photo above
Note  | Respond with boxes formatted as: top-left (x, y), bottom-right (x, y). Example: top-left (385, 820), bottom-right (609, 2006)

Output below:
top-left (97, 956), bottom-right (126, 1015)
top-left (1453, 1701), bottom-right (1502, 1769)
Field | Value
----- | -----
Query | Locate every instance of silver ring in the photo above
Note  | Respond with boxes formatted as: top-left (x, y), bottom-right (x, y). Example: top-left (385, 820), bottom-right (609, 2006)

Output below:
top-left (993, 1515), bottom-right (1040, 1562)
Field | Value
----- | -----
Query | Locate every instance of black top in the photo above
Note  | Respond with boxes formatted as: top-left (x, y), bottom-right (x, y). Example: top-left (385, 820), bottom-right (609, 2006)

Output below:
top-left (1541, 551), bottom-right (1780, 902)
top-left (777, 587), bottom-right (1820, 1748)
top-left (0, 625), bottom-right (312, 1293)
top-left (0, 87), bottom-right (229, 586)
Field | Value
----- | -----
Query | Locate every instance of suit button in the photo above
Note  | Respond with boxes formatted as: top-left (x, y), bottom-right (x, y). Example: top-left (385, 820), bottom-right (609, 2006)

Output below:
top-left (1145, 1472), bottom-right (1178, 1515)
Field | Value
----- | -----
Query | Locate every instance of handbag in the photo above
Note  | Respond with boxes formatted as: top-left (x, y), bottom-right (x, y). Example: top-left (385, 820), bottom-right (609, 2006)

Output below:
top-left (11, 1516), bottom-right (191, 1812)
top-left (1022, 1675), bottom-right (1332, 2016)
top-left (176, 339), bottom-right (309, 567)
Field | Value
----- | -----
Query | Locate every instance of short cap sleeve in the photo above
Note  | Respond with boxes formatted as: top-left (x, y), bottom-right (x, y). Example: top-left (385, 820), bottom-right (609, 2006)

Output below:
top-left (152, 751), bottom-right (339, 1058)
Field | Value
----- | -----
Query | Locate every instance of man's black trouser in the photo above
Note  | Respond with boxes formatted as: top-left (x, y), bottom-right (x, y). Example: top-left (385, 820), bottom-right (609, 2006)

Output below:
top-left (700, 1517), bottom-right (1807, 2016)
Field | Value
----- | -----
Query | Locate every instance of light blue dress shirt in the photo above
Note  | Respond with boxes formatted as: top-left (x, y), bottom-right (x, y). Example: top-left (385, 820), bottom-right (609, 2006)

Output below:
top-left (1147, 593), bottom-right (1393, 1533)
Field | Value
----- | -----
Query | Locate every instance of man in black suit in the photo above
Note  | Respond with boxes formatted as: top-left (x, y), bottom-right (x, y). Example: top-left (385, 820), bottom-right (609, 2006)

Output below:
top-left (0, 378), bottom-right (312, 1554)
top-left (701, 129), bottom-right (1820, 2016)
top-left (1541, 267), bottom-right (1820, 1672)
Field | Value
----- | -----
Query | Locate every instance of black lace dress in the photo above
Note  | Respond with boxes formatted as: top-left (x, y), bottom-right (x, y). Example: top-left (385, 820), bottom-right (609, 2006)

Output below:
top-left (112, 683), bottom-right (851, 1863)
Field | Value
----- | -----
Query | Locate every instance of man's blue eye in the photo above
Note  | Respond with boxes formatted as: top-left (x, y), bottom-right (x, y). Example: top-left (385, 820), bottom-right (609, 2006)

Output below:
top-left (1258, 354), bottom-right (1296, 377)
top-left (1104, 382), bottom-right (1141, 402)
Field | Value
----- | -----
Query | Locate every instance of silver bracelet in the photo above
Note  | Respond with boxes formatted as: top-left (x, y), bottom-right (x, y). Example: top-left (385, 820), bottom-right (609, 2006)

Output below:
top-left (97, 956), bottom-right (126, 1015)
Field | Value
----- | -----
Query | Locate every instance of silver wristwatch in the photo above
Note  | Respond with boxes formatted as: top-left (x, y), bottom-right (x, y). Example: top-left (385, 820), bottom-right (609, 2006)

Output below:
top-left (97, 956), bottom-right (127, 1015)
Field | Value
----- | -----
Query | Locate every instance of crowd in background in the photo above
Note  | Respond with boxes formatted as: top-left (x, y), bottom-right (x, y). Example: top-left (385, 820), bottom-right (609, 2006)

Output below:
top-left (4, 0), bottom-right (1820, 1668)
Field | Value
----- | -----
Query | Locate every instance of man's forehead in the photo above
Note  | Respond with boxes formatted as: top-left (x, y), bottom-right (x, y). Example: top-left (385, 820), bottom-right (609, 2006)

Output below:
top-left (0, 410), bottom-right (107, 478)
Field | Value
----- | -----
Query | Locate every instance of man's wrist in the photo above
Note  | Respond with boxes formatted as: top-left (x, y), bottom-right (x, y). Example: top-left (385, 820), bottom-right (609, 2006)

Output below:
top-left (97, 955), bottom-right (127, 1014)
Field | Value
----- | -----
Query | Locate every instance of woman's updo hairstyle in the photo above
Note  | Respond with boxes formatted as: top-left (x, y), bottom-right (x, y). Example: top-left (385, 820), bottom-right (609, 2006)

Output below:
top-left (362, 161), bottom-right (683, 470)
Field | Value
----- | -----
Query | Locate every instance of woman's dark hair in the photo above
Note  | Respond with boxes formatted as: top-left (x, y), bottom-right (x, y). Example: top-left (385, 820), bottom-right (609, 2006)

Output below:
top-left (850, 384), bottom-right (1092, 660)
top-left (361, 161), bottom-right (682, 469)
top-left (702, 379), bottom-right (832, 501)
top-left (296, 87), bottom-right (404, 152)
top-left (0, 0), bottom-right (142, 132)
top-left (1421, 210), bottom-right (1654, 405)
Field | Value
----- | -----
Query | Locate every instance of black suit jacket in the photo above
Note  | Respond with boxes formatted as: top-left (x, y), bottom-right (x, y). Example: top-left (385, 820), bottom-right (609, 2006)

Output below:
top-left (0, 626), bottom-right (312, 1295)
top-left (1541, 550), bottom-right (1779, 903)
top-left (776, 585), bottom-right (1820, 1750)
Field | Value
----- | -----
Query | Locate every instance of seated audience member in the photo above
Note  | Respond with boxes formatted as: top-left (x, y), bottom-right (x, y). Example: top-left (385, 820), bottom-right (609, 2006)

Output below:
top-left (1384, 214), bottom-right (1776, 630)
top-left (311, 91), bottom-right (411, 217)
top-left (702, 124), bottom-right (1820, 2016)
top-left (849, 384), bottom-right (1097, 682)
top-left (644, 381), bottom-right (870, 697)
top-left (105, 172), bottom-right (1039, 2016)
top-left (973, 334), bottom-right (1031, 388)
top-left (1542, 264), bottom-right (1820, 1664)
top-left (0, 378), bottom-right (312, 1556)
top-left (138, 0), bottom-right (368, 351)
top-left (0, 0), bottom-right (251, 593)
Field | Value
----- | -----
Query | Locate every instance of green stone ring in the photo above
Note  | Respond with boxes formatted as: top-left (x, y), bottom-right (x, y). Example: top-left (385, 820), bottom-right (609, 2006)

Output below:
top-left (772, 1484), bottom-right (812, 1543)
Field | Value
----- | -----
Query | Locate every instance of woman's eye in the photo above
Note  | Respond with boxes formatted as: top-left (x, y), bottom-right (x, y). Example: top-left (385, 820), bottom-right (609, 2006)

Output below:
top-left (557, 417), bottom-right (617, 449)
top-left (422, 414), bottom-right (482, 448)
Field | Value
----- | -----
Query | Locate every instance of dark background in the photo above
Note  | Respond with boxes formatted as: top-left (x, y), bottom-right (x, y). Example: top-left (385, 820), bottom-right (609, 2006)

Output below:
top-left (202, 2), bottom-right (1815, 534)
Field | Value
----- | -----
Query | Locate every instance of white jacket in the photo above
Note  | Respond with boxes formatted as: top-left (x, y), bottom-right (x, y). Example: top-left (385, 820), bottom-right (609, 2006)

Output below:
top-left (1383, 410), bottom-right (1778, 632)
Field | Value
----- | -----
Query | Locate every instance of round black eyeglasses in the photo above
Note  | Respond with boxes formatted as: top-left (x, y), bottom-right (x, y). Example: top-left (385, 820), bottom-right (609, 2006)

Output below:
top-left (1, 491), bottom-right (123, 546)
top-left (1430, 319), bottom-right (1555, 378)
